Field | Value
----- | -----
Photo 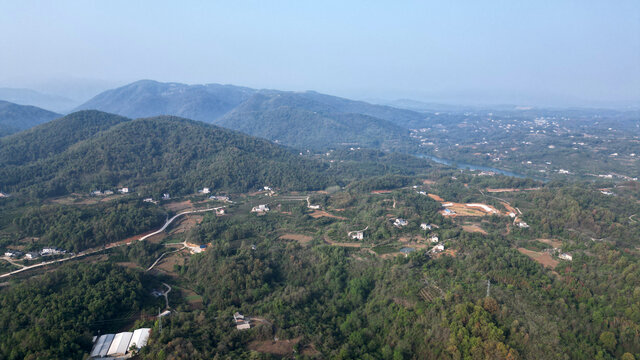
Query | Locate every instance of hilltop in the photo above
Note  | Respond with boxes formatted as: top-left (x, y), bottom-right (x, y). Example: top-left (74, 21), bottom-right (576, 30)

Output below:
top-left (75, 80), bottom-right (428, 150)
top-left (0, 111), bottom-right (334, 197)
top-left (0, 100), bottom-right (60, 137)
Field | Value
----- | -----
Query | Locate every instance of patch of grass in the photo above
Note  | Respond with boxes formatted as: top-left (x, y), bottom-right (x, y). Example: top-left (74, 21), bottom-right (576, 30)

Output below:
top-left (372, 244), bottom-right (399, 255)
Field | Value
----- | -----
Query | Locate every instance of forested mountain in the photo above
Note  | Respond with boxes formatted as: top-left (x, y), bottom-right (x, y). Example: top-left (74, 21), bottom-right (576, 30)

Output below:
top-left (0, 100), bottom-right (60, 137)
top-left (75, 80), bottom-right (429, 150)
top-left (0, 111), bottom-right (333, 197)
top-left (216, 92), bottom-right (415, 151)
top-left (75, 80), bottom-right (255, 122)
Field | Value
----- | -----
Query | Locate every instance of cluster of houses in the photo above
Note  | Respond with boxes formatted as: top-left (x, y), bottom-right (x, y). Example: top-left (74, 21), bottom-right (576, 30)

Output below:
top-left (90, 328), bottom-right (151, 358)
top-left (4, 246), bottom-right (67, 260)
top-left (394, 218), bottom-right (408, 227)
top-left (234, 312), bottom-right (251, 330)
top-left (91, 187), bottom-right (129, 196)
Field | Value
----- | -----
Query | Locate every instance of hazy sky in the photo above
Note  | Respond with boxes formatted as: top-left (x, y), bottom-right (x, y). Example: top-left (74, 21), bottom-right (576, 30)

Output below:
top-left (1, 1), bottom-right (639, 106)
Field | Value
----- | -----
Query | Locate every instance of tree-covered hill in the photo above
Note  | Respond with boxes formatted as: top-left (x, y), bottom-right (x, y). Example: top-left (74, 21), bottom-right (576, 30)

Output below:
top-left (216, 91), bottom-right (416, 151)
top-left (0, 100), bottom-right (61, 137)
top-left (0, 111), bottom-right (334, 197)
top-left (75, 80), bottom-right (428, 151)
top-left (75, 79), bottom-right (255, 122)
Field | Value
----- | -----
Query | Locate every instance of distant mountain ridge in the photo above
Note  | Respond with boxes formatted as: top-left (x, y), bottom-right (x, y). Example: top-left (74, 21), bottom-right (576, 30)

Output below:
top-left (76, 80), bottom-right (429, 151)
top-left (0, 88), bottom-right (77, 112)
top-left (0, 100), bottom-right (61, 137)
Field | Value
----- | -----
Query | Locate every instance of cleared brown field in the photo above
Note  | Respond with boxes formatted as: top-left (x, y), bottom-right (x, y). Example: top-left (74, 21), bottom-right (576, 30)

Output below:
top-left (309, 210), bottom-right (347, 220)
top-left (428, 193), bottom-right (444, 202)
top-left (537, 238), bottom-right (562, 248)
top-left (517, 248), bottom-right (558, 269)
top-left (462, 224), bottom-right (487, 234)
top-left (248, 338), bottom-right (301, 356)
top-left (279, 233), bottom-right (313, 244)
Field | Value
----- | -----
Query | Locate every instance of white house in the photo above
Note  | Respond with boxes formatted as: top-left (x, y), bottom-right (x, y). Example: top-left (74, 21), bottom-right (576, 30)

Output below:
top-left (118, 187), bottom-right (129, 194)
top-left (216, 208), bottom-right (226, 215)
top-left (25, 252), bottom-right (39, 260)
top-left (559, 253), bottom-right (573, 261)
top-left (201, 187), bottom-right (210, 194)
top-left (264, 186), bottom-right (272, 191)
top-left (4, 250), bottom-right (22, 258)
top-left (251, 204), bottom-right (269, 213)
top-left (420, 223), bottom-right (432, 231)
top-left (162, 193), bottom-right (170, 200)
top-left (517, 221), bottom-right (530, 228)
top-left (350, 231), bottom-right (364, 240)
top-left (103, 190), bottom-right (114, 195)
top-left (428, 235), bottom-right (439, 243)
top-left (143, 198), bottom-right (154, 203)
top-left (41, 247), bottom-right (64, 256)
top-left (308, 204), bottom-right (321, 210)
top-left (394, 218), bottom-right (408, 227)
top-left (433, 244), bottom-right (445, 252)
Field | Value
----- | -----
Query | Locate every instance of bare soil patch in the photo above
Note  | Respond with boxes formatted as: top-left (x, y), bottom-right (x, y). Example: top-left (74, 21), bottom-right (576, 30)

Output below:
top-left (164, 200), bottom-right (193, 212)
top-left (462, 224), bottom-right (488, 234)
top-left (169, 215), bottom-right (203, 235)
top-left (517, 248), bottom-right (558, 269)
top-left (537, 238), bottom-right (562, 248)
top-left (371, 190), bottom-right (393, 194)
top-left (428, 193), bottom-right (444, 202)
top-left (279, 233), bottom-right (313, 244)
top-left (248, 337), bottom-right (301, 356)
top-left (155, 251), bottom-right (188, 276)
top-left (309, 210), bottom-right (347, 220)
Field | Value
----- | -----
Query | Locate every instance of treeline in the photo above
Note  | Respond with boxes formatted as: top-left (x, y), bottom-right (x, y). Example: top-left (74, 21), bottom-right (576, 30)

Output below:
top-left (0, 263), bottom-right (147, 360)
top-left (14, 200), bottom-right (165, 252)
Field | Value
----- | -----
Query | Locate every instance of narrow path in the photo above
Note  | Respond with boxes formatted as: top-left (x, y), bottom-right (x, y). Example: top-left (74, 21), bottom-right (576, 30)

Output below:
top-left (146, 247), bottom-right (186, 271)
top-left (162, 282), bottom-right (171, 309)
top-left (0, 206), bottom-right (223, 279)
top-left (1, 257), bottom-right (25, 269)
top-left (630, 214), bottom-right (638, 224)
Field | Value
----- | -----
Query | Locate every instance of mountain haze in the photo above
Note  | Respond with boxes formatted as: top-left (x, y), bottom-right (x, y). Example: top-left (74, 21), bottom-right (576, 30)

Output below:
top-left (76, 80), bottom-right (429, 151)
top-left (0, 100), bottom-right (61, 137)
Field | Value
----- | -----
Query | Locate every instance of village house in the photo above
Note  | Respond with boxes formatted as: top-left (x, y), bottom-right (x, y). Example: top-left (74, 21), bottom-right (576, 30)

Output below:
top-left (91, 190), bottom-right (102, 196)
top-left (559, 253), bottom-right (573, 261)
top-left (349, 231), bottom-right (364, 240)
top-left (432, 244), bottom-right (445, 252)
top-left (25, 252), bottom-right (40, 260)
top-left (394, 218), bottom-right (408, 227)
top-left (308, 204), bottom-right (321, 210)
top-left (200, 187), bottom-right (210, 194)
top-left (216, 208), bottom-right (225, 215)
top-left (162, 193), bottom-right (170, 200)
top-left (421, 223), bottom-right (432, 231)
top-left (517, 221), bottom-right (530, 228)
top-left (443, 208), bottom-right (456, 216)
top-left (210, 195), bottom-right (230, 202)
top-left (143, 198), bottom-right (154, 203)
top-left (251, 204), bottom-right (269, 213)
top-left (0, 192), bottom-right (7, 198)
top-left (118, 187), bottom-right (129, 194)
top-left (103, 190), bottom-right (114, 195)
top-left (428, 235), bottom-right (439, 243)
top-left (4, 249), bottom-right (22, 258)
top-left (234, 312), bottom-right (251, 330)
top-left (41, 247), bottom-right (65, 256)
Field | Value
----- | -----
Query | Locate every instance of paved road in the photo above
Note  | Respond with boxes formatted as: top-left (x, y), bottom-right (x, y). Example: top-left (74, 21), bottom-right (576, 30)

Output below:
top-left (0, 206), bottom-right (223, 279)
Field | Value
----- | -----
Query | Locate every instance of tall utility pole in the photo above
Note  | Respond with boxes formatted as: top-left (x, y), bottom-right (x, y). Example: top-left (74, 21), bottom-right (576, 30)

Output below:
top-left (486, 279), bottom-right (491, 298)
